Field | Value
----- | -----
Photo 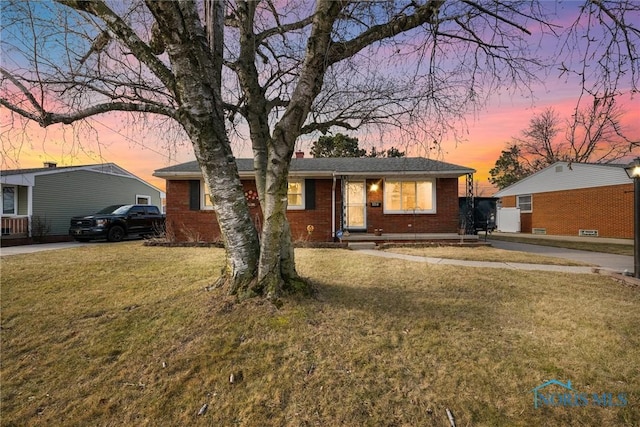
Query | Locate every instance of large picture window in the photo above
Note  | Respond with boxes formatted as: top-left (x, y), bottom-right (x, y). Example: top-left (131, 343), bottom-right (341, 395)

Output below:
top-left (383, 179), bottom-right (435, 213)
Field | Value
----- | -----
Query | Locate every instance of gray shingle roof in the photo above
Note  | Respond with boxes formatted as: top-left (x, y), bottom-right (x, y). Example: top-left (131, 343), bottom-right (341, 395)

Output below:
top-left (154, 157), bottom-right (475, 177)
top-left (1, 165), bottom-right (82, 176)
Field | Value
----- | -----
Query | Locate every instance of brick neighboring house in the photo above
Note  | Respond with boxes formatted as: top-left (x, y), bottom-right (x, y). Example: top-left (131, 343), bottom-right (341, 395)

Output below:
top-left (154, 156), bottom-right (475, 243)
top-left (493, 162), bottom-right (634, 238)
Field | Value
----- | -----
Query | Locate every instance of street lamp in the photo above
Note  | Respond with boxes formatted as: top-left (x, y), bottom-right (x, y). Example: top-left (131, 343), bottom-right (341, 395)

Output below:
top-left (624, 157), bottom-right (640, 278)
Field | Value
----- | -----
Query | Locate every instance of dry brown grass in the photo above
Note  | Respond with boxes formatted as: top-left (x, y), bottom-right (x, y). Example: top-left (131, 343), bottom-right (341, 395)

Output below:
top-left (385, 246), bottom-right (591, 266)
top-left (1, 243), bottom-right (638, 426)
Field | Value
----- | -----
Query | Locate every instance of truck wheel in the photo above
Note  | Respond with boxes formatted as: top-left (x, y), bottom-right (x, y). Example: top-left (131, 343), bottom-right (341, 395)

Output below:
top-left (107, 226), bottom-right (125, 242)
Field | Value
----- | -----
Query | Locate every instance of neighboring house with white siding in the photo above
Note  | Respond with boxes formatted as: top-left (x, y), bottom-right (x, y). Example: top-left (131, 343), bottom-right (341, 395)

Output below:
top-left (1, 162), bottom-right (164, 244)
top-left (492, 162), bottom-right (634, 239)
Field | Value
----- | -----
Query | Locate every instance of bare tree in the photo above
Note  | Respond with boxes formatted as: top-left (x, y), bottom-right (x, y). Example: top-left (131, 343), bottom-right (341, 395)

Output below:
top-left (1, 0), bottom-right (639, 300)
top-left (566, 92), bottom-right (635, 162)
top-left (558, 0), bottom-right (640, 150)
top-left (512, 103), bottom-right (633, 173)
top-left (516, 108), bottom-right (564, 171)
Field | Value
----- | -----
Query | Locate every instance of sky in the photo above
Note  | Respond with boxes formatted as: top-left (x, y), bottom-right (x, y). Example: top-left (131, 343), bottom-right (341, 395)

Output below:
top-left (2, 1), bottom-right (639, 196)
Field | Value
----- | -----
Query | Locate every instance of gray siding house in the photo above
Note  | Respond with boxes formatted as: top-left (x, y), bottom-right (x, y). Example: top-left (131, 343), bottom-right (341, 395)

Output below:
top-left (1, 162), bottom-right (164, 243)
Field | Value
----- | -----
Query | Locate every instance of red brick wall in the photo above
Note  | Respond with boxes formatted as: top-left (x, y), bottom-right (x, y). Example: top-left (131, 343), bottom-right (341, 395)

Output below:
top-left (501, 196), bottom-right (516, 208)
top-left (288, 179), bottom-right (340, 242)
top-left (364, 178), bottom-right (459, 234)
top-left (498, 184), bottom-right (633, 238)
top-left (166, 177), bottom-right (462, 242)
top-left (164, 180), bottom-right (220, 242)
top-left (531, 184), bottom-right (632, 238)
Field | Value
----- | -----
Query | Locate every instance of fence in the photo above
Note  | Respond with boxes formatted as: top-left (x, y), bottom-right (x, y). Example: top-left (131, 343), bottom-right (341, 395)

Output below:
top-left (1, 216), bottom-right (29, 238)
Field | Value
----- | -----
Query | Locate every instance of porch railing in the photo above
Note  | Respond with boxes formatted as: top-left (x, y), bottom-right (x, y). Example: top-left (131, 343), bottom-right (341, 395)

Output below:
top-left (1, 216), bottom-right (30, 238)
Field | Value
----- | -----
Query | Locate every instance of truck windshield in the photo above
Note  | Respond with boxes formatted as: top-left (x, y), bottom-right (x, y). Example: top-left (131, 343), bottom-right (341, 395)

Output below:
top-left (96, 205), bottom-right (128, 214)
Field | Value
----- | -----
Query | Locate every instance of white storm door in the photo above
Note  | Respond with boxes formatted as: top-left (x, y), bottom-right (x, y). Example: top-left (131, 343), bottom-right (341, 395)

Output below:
top-left (344, 180), bottom-right (366, 230)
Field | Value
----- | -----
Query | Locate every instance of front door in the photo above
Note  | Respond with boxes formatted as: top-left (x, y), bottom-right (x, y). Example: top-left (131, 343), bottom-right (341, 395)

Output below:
top-left (344, 180), bottom-right (366, 230)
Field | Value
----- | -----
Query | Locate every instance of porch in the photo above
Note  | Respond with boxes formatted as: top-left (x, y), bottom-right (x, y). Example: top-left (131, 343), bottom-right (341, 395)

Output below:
top-left (1, 216), bottom-right (30, 239)
top-left (340, 232), bottom-right (482, 247)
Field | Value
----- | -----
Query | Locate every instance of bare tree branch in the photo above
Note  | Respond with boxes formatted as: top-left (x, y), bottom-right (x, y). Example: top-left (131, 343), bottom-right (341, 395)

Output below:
top-left (326, 1), bottom-right (445, 66)
top-left (55, 0), bottom-right (177, 96)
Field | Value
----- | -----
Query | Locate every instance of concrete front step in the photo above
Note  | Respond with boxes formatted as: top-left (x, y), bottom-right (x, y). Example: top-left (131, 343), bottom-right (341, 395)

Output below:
top-left (347, 242), bottom-right (377, 250)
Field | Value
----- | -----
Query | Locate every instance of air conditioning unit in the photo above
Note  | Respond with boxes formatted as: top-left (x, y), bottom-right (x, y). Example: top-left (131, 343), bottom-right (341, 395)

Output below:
top-left (579, 229), bottom-right (599, 237)
top-left (532, 228), bottom-right (546, 235)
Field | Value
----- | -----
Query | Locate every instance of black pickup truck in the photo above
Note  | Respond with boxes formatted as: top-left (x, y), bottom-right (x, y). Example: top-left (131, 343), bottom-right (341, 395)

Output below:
top-left (69, 204), bottom-right (165, 242)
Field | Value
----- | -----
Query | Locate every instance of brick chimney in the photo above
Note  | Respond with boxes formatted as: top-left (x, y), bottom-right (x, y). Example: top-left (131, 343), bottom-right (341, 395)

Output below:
top-left (295, 151), bottom-right (305, 159)
top-left (43, 162), bottom-right (57, 168)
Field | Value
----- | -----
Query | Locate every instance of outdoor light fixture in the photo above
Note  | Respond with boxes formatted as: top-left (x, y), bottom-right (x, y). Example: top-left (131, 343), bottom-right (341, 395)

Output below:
top-left (625, 157), bottom-right (640, 180)
top-left (624, 157), bottom-right (640, 279)
top-left (370, 183), bottom-right (379, 192)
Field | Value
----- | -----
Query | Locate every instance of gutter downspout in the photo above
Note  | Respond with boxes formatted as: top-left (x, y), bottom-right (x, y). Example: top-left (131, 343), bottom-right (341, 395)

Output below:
top-left (331, 173), bottom-right (336, 239)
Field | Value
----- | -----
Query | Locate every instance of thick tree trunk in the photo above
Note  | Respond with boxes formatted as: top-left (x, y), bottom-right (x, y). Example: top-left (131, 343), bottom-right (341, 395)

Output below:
top-left (253, 1), bottom-right (336, 293)
top-left (257, 144), bottom-right (296, 297)
top-left (148, 1), bottom-right (261, 299)
top-left (181, 116), bottom-right (261, 299)
top-left (201, 163), bottom-right (260, 298)
top-left (279, 219), bottom-right (308, 294)
top-left (251, 1), bottom-right (344, 298)
top-left (233, 1), bottom-right (309, 299)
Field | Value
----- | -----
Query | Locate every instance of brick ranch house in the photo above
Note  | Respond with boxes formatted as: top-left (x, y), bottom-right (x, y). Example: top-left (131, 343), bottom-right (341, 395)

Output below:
top-left (493, 161), bottom-right (634, 239)
top-left (154, 156), bottom-right (476, 243)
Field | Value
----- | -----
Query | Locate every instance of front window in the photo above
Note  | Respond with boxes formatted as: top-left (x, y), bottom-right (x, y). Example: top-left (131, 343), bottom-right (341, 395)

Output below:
top-left (287, 179), bottom-right (304, 210)
top-left (204, 192), bottom-right (214, 209)
top-left (517, 195), bottom-right (532, 212)
top-left (384, 179), bottom-right (435, 213)
top-left (199, 181), bottom-right (214, 210)
top-left (2, 186), bottom-right (16, 215)
top-left (199, 180), bottom-right (305, 210)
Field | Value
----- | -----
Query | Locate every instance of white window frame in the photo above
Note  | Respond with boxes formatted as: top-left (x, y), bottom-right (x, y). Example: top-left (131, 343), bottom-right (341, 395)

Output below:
top-left (135, 194), bottom-right (151, 205)
top-left (2, 186), bottom-right (17, 216)
top-left (383, 178), bottom-right (436, 214)
top-left (287, 179), bottom-right (305, 210)
top-left (199, 180), bottom-right (305, 210)
top-left (516, 194), bottom-right (532, 213)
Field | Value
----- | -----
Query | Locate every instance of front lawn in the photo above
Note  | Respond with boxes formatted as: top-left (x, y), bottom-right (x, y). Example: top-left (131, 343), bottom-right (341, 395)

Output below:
top-left (1, 243), bottom-right (638, 426)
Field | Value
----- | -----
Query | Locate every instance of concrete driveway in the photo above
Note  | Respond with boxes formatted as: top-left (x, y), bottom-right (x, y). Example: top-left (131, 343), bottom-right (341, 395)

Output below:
top-left (487, 238), bottom-right (634, 273)
top-left (0, 241), bottom-right (91, 257)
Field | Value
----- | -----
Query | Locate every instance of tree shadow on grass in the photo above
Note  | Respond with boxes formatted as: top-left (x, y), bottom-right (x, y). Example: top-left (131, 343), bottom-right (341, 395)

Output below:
top-left (309, 278), bottom-right (501, 328)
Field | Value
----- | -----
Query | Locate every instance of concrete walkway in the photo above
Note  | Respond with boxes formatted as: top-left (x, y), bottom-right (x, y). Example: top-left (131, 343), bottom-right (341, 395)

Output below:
top-left (355, 249), bottom-right (597, 274)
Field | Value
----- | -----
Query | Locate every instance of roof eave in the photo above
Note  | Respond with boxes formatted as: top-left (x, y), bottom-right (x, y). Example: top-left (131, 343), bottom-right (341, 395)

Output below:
top-left (155, 169), bottom-right (475, 180)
